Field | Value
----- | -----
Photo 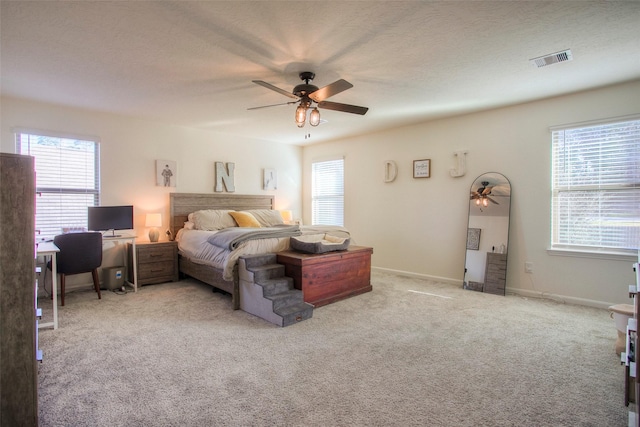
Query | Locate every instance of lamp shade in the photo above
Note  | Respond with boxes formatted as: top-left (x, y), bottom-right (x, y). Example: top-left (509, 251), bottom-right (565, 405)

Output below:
top-left (280, 210), bottom-right (293, 224)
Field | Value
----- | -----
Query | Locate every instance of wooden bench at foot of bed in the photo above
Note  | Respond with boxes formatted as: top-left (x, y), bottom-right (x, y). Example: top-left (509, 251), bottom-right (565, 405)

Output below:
top-left (276, 246), bottom-right (373, 307)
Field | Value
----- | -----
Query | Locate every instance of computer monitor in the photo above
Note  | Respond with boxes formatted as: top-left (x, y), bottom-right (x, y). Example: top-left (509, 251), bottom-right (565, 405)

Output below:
top-left (87, 205), bottom-right (134, 237)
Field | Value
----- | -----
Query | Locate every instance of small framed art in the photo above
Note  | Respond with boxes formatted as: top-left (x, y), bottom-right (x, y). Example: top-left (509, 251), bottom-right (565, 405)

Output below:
top-left (263, 168), bottom-right (277, 190)
top-left (467, 228), bottom-right (481, 250)
top-left (413, 159), bottom-right (431, 178)
top-left (156, 160), bottom-right (176, 187)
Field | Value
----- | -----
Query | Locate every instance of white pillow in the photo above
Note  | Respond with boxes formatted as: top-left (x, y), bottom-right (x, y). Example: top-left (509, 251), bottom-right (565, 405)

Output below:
top-left (241, 209), bottom-right (284, 227)
top-left (183, 221), bottom-right (195, 230)
top-left (191, 210), bottom-right (237, 231)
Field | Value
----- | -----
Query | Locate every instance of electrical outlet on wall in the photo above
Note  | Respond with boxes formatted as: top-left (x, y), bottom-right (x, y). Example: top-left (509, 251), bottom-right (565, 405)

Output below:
top-left (525, 262), bottom-right (534, 273)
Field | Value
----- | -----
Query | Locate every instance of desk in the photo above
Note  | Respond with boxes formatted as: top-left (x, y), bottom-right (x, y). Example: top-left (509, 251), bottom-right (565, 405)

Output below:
top-left (103, 234), bottom-right (138, 292)
top-left (36, 242), bottom-right (59, 330)
top-left (36, 236), bottom-right (137, 331)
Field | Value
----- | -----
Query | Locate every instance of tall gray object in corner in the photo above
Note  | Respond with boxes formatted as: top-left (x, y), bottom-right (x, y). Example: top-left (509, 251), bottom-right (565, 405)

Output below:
top-left (0, 153), bottom-right (38, 426)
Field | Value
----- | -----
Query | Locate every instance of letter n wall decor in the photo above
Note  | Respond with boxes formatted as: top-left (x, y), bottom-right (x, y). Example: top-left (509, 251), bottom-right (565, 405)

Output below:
top-left (215, 162), bottom-right (235, 192)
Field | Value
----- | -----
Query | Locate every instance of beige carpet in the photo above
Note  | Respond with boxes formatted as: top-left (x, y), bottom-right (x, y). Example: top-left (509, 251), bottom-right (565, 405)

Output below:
top-left (37, 271), bottom-right (629, 426)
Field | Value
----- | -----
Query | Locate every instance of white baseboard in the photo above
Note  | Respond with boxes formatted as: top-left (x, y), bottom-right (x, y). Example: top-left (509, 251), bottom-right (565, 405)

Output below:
top-left (371, 266), bottom-right (614, 310)
top-left (372, 266), bottom-right (462, 286)
top-left (505, 288), bottom-right (614, 310)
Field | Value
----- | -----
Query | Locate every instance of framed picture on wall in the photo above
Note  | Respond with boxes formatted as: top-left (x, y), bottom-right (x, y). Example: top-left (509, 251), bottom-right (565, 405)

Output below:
top-left (467, 228), bottom-right (481, 250)
top-left (263, 168), bottom-right (277, 190)
top-left (413, 159), bottom-right (431, 178)
top-left (156, 160), bottom-right (177, 187)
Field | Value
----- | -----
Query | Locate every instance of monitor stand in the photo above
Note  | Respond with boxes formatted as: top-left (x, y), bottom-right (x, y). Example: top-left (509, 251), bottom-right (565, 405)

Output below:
top-left (105, 229), bottom-right (121, 238)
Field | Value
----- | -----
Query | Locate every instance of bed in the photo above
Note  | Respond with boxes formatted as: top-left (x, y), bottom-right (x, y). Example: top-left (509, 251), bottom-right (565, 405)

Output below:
top-left (169, 193), bottom-right (350, 310)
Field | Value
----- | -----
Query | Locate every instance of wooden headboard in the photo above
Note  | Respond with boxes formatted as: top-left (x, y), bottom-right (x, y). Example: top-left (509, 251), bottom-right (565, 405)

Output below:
top-left (169, 193), bottom-right (275, 236)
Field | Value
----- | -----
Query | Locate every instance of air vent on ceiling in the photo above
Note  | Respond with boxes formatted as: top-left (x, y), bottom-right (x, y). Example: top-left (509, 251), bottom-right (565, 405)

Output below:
top-left (530, 49), bottom-right (573, 68)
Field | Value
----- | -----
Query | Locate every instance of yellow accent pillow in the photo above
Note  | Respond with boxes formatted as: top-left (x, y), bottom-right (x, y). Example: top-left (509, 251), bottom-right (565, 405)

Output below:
top-left (229, 211), bottom-right (261, 228)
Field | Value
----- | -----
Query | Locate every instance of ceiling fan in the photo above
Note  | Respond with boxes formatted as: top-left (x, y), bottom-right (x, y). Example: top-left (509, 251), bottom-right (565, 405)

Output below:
top-left (248, 72), bottom-right (369, 128)
top-left (470, 181), bottom-right (499, 207)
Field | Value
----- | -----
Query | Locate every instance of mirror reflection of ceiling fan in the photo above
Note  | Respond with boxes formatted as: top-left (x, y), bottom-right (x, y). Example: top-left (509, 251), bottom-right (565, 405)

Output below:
top-left (470, 181), bottom-right (499, 207)
top-left (248, 71), bottom-right (369, 128)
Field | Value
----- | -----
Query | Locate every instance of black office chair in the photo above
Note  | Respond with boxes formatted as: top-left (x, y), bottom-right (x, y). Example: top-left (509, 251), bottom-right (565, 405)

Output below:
top-left (49, 232), bottom-right (103, 306)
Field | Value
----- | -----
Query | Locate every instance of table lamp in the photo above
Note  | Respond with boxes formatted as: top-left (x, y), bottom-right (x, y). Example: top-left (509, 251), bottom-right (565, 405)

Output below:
top-left (280, 210), bottom-right (293, 225)
top-left (145, 213), bottom-right (162, 242)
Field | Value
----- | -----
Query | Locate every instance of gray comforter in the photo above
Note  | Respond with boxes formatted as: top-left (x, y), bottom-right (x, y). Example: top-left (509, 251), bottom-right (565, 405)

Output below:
top-left (206, 224), bottom-right (302, 250)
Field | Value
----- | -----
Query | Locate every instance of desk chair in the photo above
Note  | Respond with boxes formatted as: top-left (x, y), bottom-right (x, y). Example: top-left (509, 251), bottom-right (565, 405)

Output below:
top-left (49, 232), bottom-right (103, 306)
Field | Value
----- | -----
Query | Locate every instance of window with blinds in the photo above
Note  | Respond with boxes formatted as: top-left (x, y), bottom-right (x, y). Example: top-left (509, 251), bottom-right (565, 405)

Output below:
top-left (16, 131), bottom-right (100, 240)
top-left (551, 118), bottom-right (640, 253)
top-left (312, 158), bottom-right (344, 226)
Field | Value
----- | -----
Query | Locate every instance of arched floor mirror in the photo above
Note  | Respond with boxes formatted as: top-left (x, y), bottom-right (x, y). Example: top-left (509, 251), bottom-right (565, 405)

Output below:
top-left (463, 172), bottom-right (511, 295)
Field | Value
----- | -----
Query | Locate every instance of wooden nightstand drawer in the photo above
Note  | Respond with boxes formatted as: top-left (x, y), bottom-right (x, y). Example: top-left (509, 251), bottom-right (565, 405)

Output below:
top-left (137, 246), bottom-right (175, 263)
top-left (137, 261), bottom-right (175, 278)
top-left (128, 241), bottom-right (179, 286)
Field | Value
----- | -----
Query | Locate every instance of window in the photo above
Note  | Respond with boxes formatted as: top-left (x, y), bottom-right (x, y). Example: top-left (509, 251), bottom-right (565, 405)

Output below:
top-left (16, 131), bottom-right (100, 240)
top-left (312, 158), bottom-right (344, 226)
top-left (551, 118), bottom-right (640, 254)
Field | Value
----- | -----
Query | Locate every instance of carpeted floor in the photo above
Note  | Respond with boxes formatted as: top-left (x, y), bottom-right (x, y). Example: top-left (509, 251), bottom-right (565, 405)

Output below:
top-left (37, 271), bottom-right (630, 426)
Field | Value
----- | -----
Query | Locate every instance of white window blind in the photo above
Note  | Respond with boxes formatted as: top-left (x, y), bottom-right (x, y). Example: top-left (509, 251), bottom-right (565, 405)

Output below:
top-left (312, 158), bottom-right (344, 226)
top-left (16, 132), bottom-right (100, 239)
top-left (551, 118), bottom-right (640, 253)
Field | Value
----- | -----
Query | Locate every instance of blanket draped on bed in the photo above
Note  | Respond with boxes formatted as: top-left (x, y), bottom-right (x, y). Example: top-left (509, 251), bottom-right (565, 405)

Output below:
top-left (207, 224), bottom-right (302, 250)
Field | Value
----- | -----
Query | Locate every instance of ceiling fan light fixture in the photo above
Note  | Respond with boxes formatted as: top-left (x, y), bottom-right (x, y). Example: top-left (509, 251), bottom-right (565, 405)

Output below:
top-left (295, 104), bottom-right (307, 127)
top-left (309, 108), bottom-right (321, 126)
top-left (250, 72), bottom-right (368, 128)
top-left (482, 198), bottom-right (489, 207)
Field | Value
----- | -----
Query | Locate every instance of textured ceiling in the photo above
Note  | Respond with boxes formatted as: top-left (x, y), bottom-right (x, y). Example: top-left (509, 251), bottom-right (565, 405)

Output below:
top-left (2, 1), bottom-right (639, 145)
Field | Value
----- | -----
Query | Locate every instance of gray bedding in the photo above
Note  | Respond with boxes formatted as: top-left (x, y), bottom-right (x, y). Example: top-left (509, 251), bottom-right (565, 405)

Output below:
top-left (206, 224), bottom-right (301, 250)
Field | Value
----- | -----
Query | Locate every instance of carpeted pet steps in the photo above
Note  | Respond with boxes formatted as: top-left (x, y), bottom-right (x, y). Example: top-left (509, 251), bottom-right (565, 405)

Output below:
top-left (238, 254), bottom-right (313, 327)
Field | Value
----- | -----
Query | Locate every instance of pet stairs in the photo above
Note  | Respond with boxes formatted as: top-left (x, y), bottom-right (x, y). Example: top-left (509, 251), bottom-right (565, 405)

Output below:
top-left (238, 254), bottom-right (313, 327)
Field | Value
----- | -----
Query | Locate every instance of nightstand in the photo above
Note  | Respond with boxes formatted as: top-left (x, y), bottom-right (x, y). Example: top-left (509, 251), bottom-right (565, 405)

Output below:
top-left (127, 241), bottom-right (179, 286)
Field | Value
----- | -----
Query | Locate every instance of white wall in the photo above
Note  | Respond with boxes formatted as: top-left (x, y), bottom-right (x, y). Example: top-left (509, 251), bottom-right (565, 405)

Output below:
top-left (302, 80), bottom-right (640, 308)
top-left (1, 96), bottom-right (302, 289)
top-left (3, 81), bottom-right (639, 308)
top-left (1, 96), bottom-right (303, 235)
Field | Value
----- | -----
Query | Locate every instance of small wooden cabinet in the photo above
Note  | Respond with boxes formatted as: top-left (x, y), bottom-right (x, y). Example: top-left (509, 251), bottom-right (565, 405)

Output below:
top-left (128, 241), bottom-right (179, 286)
top-left (276, 246), bottom-right (373, 307)
top-left (484, 252), bottom-right (507, 295)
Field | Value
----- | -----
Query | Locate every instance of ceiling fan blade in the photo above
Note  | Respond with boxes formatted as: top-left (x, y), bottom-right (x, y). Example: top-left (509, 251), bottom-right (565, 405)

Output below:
top-left (252, 80), bottom-right (298, 99)
top-left (247, 101), bottom-right (297, 111)
top-left (318, 100), bottom-right (369, 115)
top-left (481, 186), bottom-right (494, 195)
top-left (486, 196), bottom-right (499, 205)
top-left (309, 79), bottom-right (353, 102)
